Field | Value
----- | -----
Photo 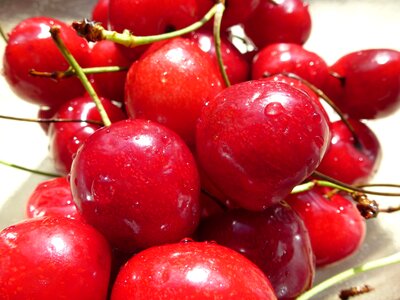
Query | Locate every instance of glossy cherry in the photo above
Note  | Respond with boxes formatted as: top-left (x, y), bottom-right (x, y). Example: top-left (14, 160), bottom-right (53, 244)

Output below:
top-left (26, 177), bottom-right (82, 221)
top-left (48, 95), bottom-right (127, 175)
top-left (92, 0), bottom-right (109, 27)
top-left (317, 119), bottom-right (382, 185)
top-left (0, 216), bottom-right (112, 299)
top-left (287, 187), bottom-right (366, 267)
top-left (196, 202), bottom-right (315, 299)
top-left (70, 119), bottom-right (201, 253)
top-left (196, 78), bottom-right (330, 211)
top-left (111, 240), bottom-right (277, 299)
top-left (3, 17), bottom-right (90, 108)
top-left (252, 43), bottom-right (329, 89)
top-left (243, 0), bottom-right (312, 49)
top-left (327, 49), bottom-right (400, 119)
top-left (124, 37), bottom-right (223, 148)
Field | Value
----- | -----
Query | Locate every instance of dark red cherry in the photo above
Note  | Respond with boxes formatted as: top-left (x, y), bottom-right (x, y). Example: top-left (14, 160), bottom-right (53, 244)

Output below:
top-left (89, 40), bottom-right (131, 103)
top-left (287, 187), bottom-right (366, 267)
top-left (70, 119), bottom-right (201, 253)
top-left (252, 43), bottom-right (329, 89)
top-left (188, 29), bottom-right (250, 84)
top-left (317, 119), bottom-right (382, 185)
top-left (196, 79), bottom-right (330, 211)
top-left (48, 95), bottom-right (126, 175)
top-left (243, 0), bottom-right (312, 49)
top-left (37, 105), bottom-right (59, 134)
top-left (92, 0), bottom-right (109, 27)
top-left (327, 49), bottom-right (400, 119)
top-left (0, 216), bottom-right (112, 300)
top-left (2, 17), bottom-right (90, 108)
top-left (111, 240), bottom-right (277, 299)
top-left (124, 37), bottom-right (223, 148)
top-left (196, 202), bottom-right (315, 300)
top-left (26, 177), bottom-right (82, 221)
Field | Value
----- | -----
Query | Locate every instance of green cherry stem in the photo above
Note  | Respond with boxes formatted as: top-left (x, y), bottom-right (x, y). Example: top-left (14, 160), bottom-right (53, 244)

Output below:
top-left (296, 251), bottom-right (400, 300)
top-left (0, 114), bottom-right (103, 126)
top-left (49, 26), bottom-right (111, 127)
top-left (0, 23), bottom-right (8, 43)
top-left (72, 3), bottom-right (223, 47)
top-left (0, 159), bottom-right (60, 177)
top-left (213, 0), bottom-right (231, 87)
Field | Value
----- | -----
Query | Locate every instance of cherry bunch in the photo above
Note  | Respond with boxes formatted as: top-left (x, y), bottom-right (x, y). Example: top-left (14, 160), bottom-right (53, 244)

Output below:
top-left (1, 0), bottom-right (400, 299)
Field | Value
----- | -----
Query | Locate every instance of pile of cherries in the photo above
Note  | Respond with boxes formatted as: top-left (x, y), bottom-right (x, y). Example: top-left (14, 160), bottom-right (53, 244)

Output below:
top-left (1, 0), bottom-right (399, 299)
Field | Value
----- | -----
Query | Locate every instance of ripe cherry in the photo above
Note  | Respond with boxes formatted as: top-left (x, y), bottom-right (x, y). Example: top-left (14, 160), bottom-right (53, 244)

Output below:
top-left (196, 202), bottom-right (315, 299)
top-left (2, 17), bottom-right (90, 108)
top-left (316, 119), bottom-right (382, 185)
top-left (0, 216), bottom-right (112, 299)
top-left (70, 119), bottom-right (201, 253)
top-left (111, 240), bottom-right (277, 299)
top-left (92, 0), bottom-right (109, 27)
top-left (287, 187), bottom-right (366, 267)
top-left (196, 78), bottom-right (330, 211)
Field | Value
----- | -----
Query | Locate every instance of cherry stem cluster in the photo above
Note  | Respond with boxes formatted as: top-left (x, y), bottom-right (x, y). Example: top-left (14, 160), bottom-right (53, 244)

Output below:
top-left (49, 26), bottom-right (111, 127)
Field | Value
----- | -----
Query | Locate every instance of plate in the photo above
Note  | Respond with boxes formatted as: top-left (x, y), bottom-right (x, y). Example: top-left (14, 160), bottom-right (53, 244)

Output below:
top-left (0, 1), bottom-right (399, 299)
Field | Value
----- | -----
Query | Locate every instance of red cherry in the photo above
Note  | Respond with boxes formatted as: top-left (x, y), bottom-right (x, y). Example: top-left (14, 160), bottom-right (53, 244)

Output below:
top-left (48, 95), bottom-right (127, 175)
top-left (317, 119), bottom-right (382, 185)
top-left (124, 37), bottom-right (224, 148)
top-left (327, 49), bottom-right (400, 119)
top-left (252, 43), bottom-right (329, 89)
top-left (287, 188), bottom-right (366, 267)
top-left (70, 119), bottom-right (201, 253)
top-left (111, 240), bottom-right (277, 299)
top-left (92, 0), bottom-right (109, 27)
top-left (2, 17), bottom-right (90, 108)
top-left (196, 79), bottom-right (330, 211)
top-left (243, 0), bottom-right (312, 49)
top-left (196, 202), bottom-right (315, 299)
top-left (26, 177), bottom-right (82, 221)
top-left (0, 216), bottom-right (112, 299)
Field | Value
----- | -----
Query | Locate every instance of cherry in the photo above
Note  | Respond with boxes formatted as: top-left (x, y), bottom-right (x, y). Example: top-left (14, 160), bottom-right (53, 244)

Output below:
top-left (92, 0), bottom-right (109, 27)
top-left (326, 48), bottom-right (400, 119)
top-left (124, 37), bottom-right (224, 148)
top-left (2, 17), bottom-right (90, 108)
top-left (88, 40), bottom-right (131, 103)
top-left (70, 119), bottom-right (201, 253)
top-left (196, 78), bottom-right (330, 211)
top-left (252, 43), bottom-right (329, 89)
top-left (111, 240), bottom-right (277, 299)
top-left (243, 0), bottom-right (312, 50)
top-left (287, 187), bottom-right (366, 267)
top-left (188, 29), bottom-right (250, 85)
top-left (37, 105), bottom-right (59, 134)
top-left (48, 95), bottom-right (127, 175)
top-left (26, 177), bottom-right (82, 221)
top-left (0, 216), bottom-right (112, 299)
top-left (196, 202), bottom-right (315, 300)
top-left (316, 119), bottom-right (382, 185)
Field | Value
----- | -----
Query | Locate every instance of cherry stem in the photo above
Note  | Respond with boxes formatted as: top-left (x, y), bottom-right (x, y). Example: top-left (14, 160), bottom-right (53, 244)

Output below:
top-left (267, 0), bottom-right (280, 5)
top-left (0, 114), bottom-right (103, 126)
top-left (49, 26), bottom-right (111, 127)
top-left (0, 159), bottom-right (60, 177)
top-left (29, 65), bottom-right (128, 80)
top-left (72, 3), bottom-right (223, 46)
top-left (0, 23), bottom-right (8, 43)
top-left (296, 251), bottom-right (400, 300)
top-left (283, 72), bottom-right (362, 149)
top-left (213, 1), bottom-right (230, 87)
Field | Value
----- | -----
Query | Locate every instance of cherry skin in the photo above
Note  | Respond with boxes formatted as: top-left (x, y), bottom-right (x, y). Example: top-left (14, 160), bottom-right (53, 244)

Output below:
top-left (92, 0), bottom-right (109, 27)
top-left (327, 49), bottom-right (400, 119)
top-left (26, 177), bottom-right (82, 221)
top-left (196, 78), bottom-right (330, 211)
top-left (286, 187), bottom-right (366, 267)
top-left (196, 202), bottom-right (315, 300)
top-left (243, 0), bottom-right (312, 50)
top-left (188, 29), bottom-right (250, 85)
top-left (317, 119), bottom-right (382, 185)
top-left (70, 119), bottom-right (201, 253)
top-left (252, 43), bottom-right (329, 89)
top-left (48, 95), bottom-right (127, 175)
top-left (0, 216), bottom-right (112, 300)
top-left (111, 240), bottom-right (277, 299)
top-left (2, 17), bottom-right (90, 108)
top-left (124, 37), bottom-right (223, 148)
